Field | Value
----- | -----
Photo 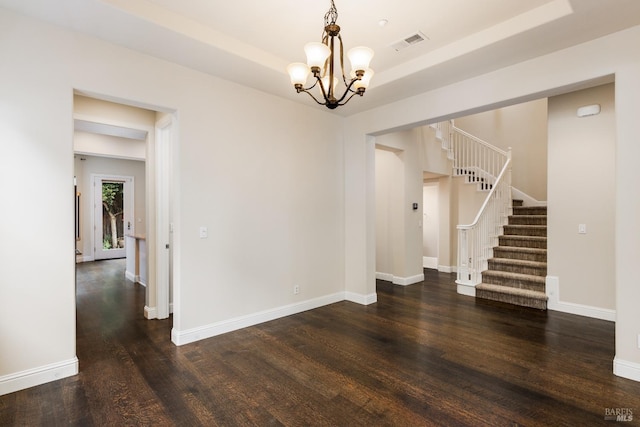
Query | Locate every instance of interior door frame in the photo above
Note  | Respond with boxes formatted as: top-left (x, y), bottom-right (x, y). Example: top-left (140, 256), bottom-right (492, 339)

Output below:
top-left (92, 174), bottom-right (134, 260)
top-left (154, 115), bottom-right (173, 320)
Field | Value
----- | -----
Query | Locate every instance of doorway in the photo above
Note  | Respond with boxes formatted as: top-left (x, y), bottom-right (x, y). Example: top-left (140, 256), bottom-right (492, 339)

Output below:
top-left (93, 174), bottom-right (133, 260)
top-left (73, 93), bottom-right (174, 323)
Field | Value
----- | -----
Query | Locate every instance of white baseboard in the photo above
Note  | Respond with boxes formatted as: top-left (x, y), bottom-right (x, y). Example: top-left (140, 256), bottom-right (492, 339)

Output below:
top-left (376, 272), bottom-right (424, 286)
top-left (144, 305), bottom-right (157, 319)
top-left (614, 357), bottom-right (640, 382)
top-left (438, 265), bottom-right (456, 273)
top-left (375, 272), bottom-right (394, 282)
top-left (546, 276), bottom-right (616, 321)
top-left (0, 357), bottom-right (78, 396)
top-left (125, 270), bottom-right (137, 283)
top-left (511, 187), bottom-right (547, 207)
top-left (172, 291), bottom-right (357, 346)
top-left (423, 257), bottom-right (438, 269)
top-left (75, 255), bottom-right (94, 263)
top-left (393, 274), bottom-right (424, 286)
top-left (456, 281), bottom-right (476, 297)
top-left (345, 291), bottom-right (377, 305)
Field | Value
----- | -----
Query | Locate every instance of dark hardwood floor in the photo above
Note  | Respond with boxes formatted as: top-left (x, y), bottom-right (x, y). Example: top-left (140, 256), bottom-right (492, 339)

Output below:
top-left (2, 259), bottom-right (639, 426)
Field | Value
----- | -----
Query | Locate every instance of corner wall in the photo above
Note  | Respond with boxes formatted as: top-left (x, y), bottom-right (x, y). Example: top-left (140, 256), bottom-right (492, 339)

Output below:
top-left (547, 83), bottom-right (616, 315)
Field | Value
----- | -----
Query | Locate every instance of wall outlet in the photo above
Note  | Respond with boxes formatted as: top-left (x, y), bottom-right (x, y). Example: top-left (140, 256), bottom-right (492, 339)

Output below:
top-left (293, 285), bottom-right (300, 295)
top-left (578, 224), bottom-right (587, 234)
top-left (199, 226), bottom-right (208, 238)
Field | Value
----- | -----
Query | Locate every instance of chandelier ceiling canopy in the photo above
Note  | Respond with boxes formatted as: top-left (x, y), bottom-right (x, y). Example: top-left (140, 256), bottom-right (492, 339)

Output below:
top-left (287, 0), bottom-right (374, 110)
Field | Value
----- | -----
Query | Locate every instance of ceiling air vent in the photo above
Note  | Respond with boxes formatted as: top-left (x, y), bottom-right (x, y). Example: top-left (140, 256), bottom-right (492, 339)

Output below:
top-left (390, 31), bottom-right (429, 52)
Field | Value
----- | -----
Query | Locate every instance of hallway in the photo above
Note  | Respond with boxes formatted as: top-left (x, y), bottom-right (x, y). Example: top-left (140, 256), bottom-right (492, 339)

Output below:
top-left (1, 263), bottom-right (640, 425)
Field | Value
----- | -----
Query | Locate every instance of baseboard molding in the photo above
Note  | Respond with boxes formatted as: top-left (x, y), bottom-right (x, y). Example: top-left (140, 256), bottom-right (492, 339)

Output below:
top-left (423, 257), bottom-right (438, 269)
top-left (393, 274), bottom-right (424, 286)
top-left (438, 265), bottom-right (456, 273)
top-left (376, 272), bottom-right (424, 286)
top-left (125, 270), bottom-right (137, 283)
top-left (375, 272), bottom-right (394, 282)
top-left (144, 305), bottom-right (157, 319)
top-left (76, 255), bottom-right (94, 263)
top-left (455, 280), bottom-right (476, 297)
top-left (546, 276), bottom-right (616, 321)
top-left (345, 291), bottom-right (377, 305)
top-left (512, 187), bottom-right (547, 207)
top-left (0, 357), bottom-right (78, 396)
top-left (614, 357), bottom-right (640, 382)
top-left (172, 292), bottom-right (347, 346)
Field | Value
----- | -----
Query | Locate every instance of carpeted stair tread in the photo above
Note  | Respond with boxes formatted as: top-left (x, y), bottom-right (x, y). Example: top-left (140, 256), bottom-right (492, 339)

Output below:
top-left (503, 225), bottom-right (547, 237)
top-left (488, 258), bottom-right (547, 276)
top-left (494, 246), bottom-right (547, 255)
top-left (482, 270), bottom-right (546, 283)
top-left (492, 247), bottom-right (547, 262)
top-left (513, 206), bottom-right (547, 216)
top-left (508, 215), bottom-right (547, 225)
top-left (488, 258), bottom-right (547, 268)
top-left (499, 235), bottom-right (547, 249)
top-left (476, 283), bottom-right (548, 310)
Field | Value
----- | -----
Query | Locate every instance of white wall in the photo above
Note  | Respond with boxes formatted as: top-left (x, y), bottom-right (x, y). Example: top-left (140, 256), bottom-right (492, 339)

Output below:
top-left (454, 99), bottom-right (548, 201)
top-left (0, 8), bottom-right (344, 394)
top-left (547, 83), bottom-right (615, 310)
top-left (374, 129), bottom-right (424, 285)
top-left (422, 181), bottom-right (439, 261)
top-left (344, 25), bottom-right (640, 382)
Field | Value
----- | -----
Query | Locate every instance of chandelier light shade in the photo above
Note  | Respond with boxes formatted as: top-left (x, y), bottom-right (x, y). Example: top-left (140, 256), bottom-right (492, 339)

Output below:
top-left (287, 0), bottom-right (374, 110)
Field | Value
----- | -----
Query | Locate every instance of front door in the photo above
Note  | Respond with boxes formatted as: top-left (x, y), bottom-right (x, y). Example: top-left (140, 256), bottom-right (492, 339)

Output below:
top-left (93, 174), bottom-right (133, 260)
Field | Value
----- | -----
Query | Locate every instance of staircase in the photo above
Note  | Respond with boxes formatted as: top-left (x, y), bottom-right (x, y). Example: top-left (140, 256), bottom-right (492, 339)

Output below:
top-left (475, 199), bottom-right (548, 309)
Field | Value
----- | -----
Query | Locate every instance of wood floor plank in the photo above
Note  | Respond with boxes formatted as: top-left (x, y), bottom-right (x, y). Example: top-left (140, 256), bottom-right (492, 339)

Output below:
top-left (1, 260), bottom-right (640, 426)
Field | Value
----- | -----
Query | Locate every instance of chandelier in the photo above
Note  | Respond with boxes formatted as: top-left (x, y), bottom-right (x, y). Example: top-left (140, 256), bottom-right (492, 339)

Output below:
top-left (287, 0), bottom-right (374, 110)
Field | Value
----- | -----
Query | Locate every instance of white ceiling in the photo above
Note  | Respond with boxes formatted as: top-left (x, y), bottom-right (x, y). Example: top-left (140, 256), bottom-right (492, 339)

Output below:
top-left (2, 0), bottom-right (640, 116)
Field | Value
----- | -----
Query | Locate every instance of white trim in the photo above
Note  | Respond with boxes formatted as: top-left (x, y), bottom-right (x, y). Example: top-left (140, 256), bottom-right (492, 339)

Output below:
top-left (456, 281), bottom-right (477, 297)
top-left (138, 280), bottom-right (147, 287)
top-left (125, 270), bottom-right (137, 282)
top-left (614, 357), bottom-right (640, 382)
top-left (345, 291), bottom-right (378, 305)
top-left (511, 186), bottom-right (547, 207)
top-left (144, 305), bottom-right (157, 319)
top-left (546, 276), bottom-right (616, 322)
top-left (438, 265), bottom-right (456, 273)
top-left (393, 274), bottom-right (425, 286)
top-left (423, 256), bottom-right (438, 269)
top-left (0, 357), bottom-right (78, 396)
top-left (376, 272), bottom-right (425, 286)
top-left (76, 255), bottom-right (94, 263)
top-left (155, 116), bottom-right (173, 320)
top-left (375, 272), bottom-right (394, 282)
top-left (172, 292), bottom-right (346, 346)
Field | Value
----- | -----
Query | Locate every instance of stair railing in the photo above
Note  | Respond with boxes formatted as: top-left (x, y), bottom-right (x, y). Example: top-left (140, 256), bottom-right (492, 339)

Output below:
top-left (450, 127), bottom-right (508, 187)
top-left (456, 149), bottom-right (512, 287)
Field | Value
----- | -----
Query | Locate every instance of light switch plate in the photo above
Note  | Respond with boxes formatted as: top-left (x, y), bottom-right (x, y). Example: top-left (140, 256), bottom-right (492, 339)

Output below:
top-left (199, 226), bottom-right (208, 238)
